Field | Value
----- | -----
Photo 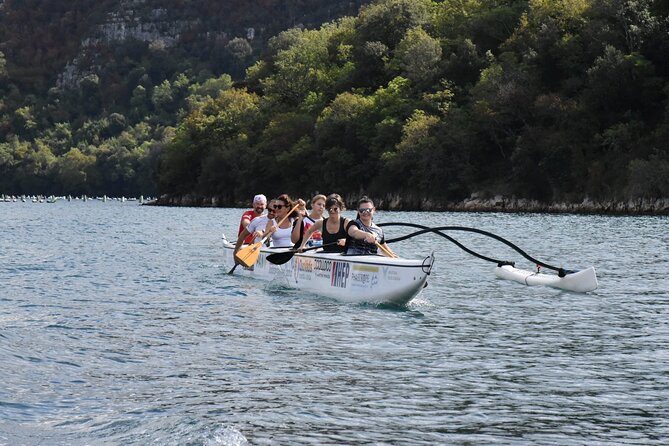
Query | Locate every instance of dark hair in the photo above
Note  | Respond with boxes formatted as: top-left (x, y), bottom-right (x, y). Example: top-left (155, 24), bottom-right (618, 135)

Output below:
top-left (355, 196), bottom-right (374, 219)
top-left (325, 193), bottom-right (346, 212)
top-left (357, 196), bottom-right (374, 207)
top-left (276, 194), bottom-right (299, 218)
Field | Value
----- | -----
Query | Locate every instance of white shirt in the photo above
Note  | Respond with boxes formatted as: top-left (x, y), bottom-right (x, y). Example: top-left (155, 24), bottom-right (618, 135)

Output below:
top-left (246, 215), bottom-right (270, 243)
top-left (269, 218), bottom-right (294, 248)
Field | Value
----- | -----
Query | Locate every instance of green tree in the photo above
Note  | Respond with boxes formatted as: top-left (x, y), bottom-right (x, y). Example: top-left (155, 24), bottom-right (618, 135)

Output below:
top-left (0, 50), bottom-right (7, 79)
top-left (55, 147), bottom-right (95, 195)
top-left (315, 91), bottom-right (375, 191)
top-left (160, 88), bottom-right (261, 200)
top-left (390, 27), bottom-right (442, 89)
top-left (254, 112), bottom-right (318, 193)
top-left (582, 46), bottom-right (663, 129)
top-left (381, 109), bottom-right (440, 191)
top-left (355, 0), bottom-right (434, 50)
top-left (259, 20), bottom-right (355, 107)
top-left (39, 122), bottom-right (73, 156)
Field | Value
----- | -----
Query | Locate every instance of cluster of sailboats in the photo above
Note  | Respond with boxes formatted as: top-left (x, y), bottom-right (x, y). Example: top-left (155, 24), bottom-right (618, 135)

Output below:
top-left (1, 194), bottom-right (154, 203)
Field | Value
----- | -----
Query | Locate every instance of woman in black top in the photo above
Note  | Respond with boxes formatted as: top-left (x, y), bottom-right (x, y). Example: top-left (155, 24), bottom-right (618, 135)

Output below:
top-left (298, 194), bottom-right (349, 253)
top-left (344, 196), bottom-right (397, 257)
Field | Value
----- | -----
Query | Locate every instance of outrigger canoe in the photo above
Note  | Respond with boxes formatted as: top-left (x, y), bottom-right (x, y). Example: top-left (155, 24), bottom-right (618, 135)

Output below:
top-left (223, 237), bottom-right (435, 306)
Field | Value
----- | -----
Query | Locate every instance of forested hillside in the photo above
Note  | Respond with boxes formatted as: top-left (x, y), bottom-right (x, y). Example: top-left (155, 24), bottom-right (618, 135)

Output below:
top-left (0, 0), bottom-right (368, 197)
top-left (2, 0), bottom-right (669, 210)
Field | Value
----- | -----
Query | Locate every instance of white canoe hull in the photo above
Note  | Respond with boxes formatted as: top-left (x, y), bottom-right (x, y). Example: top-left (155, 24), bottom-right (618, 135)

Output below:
top-left (224, 241), bottom-right (435, 306)
top-left (494, 265), bottom-right (598, 292)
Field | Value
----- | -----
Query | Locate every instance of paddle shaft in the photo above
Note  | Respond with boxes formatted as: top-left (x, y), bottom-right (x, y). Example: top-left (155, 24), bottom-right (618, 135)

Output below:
top-left (265, 242), bottom-right (340, 265)
top-left (375, 241), bottom-right (394, 257)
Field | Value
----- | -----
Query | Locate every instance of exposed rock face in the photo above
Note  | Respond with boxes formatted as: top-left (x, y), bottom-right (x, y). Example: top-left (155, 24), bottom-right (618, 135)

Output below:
top-left (58, 1), bottom-right (200, 88)
top-left (85, 7), bottom-right (193, 48)
top-left (54, 0), bottom-right (371, 88)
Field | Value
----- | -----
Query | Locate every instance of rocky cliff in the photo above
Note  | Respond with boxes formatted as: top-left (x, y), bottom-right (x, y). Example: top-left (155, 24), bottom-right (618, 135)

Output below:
top-left (1, 0), bottom-right (370, 90)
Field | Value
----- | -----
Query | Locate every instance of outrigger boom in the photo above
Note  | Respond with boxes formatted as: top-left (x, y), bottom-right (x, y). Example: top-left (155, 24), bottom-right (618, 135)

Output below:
top-left (379, 222), bottom-right (599, 293)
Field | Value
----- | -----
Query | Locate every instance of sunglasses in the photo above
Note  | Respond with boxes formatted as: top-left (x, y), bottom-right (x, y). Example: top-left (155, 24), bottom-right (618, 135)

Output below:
top-left (328, 207), bottom-right (340, 213)
top-left (273, 204), bottom-right (286, 210)
top-left (358, 208), bottom-right (373, 214)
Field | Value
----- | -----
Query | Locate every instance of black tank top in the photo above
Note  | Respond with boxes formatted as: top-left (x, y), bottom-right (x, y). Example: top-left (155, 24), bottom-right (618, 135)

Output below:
top-left (321, 217), bottom-right (347, 253)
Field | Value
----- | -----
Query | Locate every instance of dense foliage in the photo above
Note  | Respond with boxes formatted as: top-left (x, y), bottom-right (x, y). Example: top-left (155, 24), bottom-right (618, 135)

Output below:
top-left (2, 0), bottom-right (669, 205)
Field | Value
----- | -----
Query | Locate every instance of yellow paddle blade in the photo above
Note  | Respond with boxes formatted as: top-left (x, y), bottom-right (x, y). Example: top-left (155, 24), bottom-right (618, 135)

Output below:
top-left (234, 242), bottom-right (263, 267)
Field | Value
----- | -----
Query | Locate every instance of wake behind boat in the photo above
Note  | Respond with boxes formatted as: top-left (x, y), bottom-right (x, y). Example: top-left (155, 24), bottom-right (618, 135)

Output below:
top-left (223, 236), bottom-right (434, 306)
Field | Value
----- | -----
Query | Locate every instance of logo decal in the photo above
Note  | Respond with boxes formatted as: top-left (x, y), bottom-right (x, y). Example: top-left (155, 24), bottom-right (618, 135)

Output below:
top-left (331, 261), bottom-right (350, 288)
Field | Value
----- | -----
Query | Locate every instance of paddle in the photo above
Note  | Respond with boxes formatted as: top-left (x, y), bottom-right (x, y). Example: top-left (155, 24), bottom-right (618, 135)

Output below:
top-left (375, 241), bottom-right (395, 258)
top-left (233, 203), bottom-right (301, 268)
top-left (265, 242), bottom-right (339, 265)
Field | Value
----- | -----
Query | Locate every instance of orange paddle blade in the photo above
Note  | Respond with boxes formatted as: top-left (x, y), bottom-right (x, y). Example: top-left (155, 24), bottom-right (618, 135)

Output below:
top-left (234, 242), bottom-right (263, 267)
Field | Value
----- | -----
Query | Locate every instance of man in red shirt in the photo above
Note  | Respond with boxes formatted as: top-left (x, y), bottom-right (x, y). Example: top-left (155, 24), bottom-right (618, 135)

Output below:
top-left (238, 194), bottom-right (267, 244)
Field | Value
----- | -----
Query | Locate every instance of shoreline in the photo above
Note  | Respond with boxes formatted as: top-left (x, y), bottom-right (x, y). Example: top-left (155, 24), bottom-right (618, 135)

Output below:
top-left (150, 194), bottom-right (669, 216)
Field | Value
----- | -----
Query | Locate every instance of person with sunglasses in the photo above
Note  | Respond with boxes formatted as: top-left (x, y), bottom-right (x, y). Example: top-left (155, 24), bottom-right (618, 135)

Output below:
top-left (298, 193), bottom-right (350, 253)
top-left (262, 194), bottom-right (305, 248)
top-left (237, 194), bottom-right (268, 244)
top-left (233, 199), bottom-right (277, 255)
top-left (344, 196), bottom-right (397, 257)
top-left (291, 193), bottom-right (326, 248)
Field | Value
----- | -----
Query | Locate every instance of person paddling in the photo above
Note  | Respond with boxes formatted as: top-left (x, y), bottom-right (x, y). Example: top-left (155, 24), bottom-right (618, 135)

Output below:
top-left (298, 194), bottom-right (349, 253)
top-left (291, 193), bottom-right (326, 248)
top-left (262, 194), bottom-right (305, 248)
top-left (238, 194), bottom-right (267, 244)
top-left (233, 199), bottom-right (277, 255)
top-left (345, 196), bottom-right (397, 257)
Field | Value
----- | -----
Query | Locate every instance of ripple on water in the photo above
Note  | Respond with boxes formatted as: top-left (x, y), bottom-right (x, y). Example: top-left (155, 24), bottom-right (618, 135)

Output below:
top-left (1, 205), bottom-right (668, 445)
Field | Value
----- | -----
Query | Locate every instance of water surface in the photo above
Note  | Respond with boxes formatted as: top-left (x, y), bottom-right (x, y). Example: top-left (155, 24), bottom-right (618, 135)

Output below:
top-left (1, 201), bottom-right (668, 445)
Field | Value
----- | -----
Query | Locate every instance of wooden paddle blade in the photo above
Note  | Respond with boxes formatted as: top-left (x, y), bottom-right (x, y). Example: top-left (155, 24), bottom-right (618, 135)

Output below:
top-left (234, 242), bottom-right (263, 267)
top-left (266, 250), bottom-right (296, 265)
top-left (375, 241), bottom-right (393, 257)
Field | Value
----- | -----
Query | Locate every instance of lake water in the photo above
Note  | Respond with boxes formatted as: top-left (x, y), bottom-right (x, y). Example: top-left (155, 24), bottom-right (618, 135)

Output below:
top-left (1, 200), bottom-right (668, 445)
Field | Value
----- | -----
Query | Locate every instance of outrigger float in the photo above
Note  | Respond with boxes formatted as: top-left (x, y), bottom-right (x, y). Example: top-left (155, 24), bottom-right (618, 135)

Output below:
top-left (494, 265), bottom-right (598, 293)
top-left (223, 236), bottom-right (435, 306)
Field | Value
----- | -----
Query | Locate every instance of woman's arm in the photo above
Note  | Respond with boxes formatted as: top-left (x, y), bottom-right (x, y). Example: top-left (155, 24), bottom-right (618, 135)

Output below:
top-left (290, 199), bottom-right (308, 243)
top-left (298, 219), bottom-right (323, 250)
top-left (346, 222), bottom-right (377, 244)
top-left (291, 214), bottom-right (305, 243)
